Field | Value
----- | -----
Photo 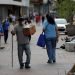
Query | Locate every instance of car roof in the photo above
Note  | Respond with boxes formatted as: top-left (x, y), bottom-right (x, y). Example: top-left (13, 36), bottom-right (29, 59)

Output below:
top-left (54, 18), bottom-right (67, 22)
top-left (54, 18), bottom-right (66, 20)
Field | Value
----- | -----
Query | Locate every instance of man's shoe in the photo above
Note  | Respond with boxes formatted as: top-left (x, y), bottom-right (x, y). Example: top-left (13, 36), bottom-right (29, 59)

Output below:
top-left (47, 60), bottom-right (52, 64)
top-left (20, 66), bottom-right (23, 69)
top-left (53, 60), bottom-right (56, 63)
top-left (20, 63), bottom-right (24, 69)
top-left (25, 65), bottom-right (31, 69)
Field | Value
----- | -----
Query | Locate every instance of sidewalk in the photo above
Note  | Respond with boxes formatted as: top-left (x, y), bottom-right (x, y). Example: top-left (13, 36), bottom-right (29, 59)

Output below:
top-left (0, 25), bottom-right (75, 75)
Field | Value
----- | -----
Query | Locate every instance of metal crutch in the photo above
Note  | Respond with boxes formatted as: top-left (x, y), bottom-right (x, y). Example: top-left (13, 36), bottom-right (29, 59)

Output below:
top-left (11, 34), bottom-right (13, 68)
top-left (0, 34), bottom-right (5, 49)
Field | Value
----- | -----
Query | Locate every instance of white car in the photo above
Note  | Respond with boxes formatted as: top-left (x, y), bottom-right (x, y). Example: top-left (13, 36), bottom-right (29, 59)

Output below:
top-left (55, 18), bottom-right (69, 31)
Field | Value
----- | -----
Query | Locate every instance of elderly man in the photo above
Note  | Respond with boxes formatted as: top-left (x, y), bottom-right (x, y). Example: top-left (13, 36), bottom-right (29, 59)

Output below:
top-left (11, 17), bottom-right (31, 69)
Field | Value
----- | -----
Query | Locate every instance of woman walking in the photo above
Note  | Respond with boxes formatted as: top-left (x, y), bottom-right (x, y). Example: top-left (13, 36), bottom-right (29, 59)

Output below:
top-left (3, 18), bottom-right (10, 44)
top-left (43, 14), bottom-right (59, 63)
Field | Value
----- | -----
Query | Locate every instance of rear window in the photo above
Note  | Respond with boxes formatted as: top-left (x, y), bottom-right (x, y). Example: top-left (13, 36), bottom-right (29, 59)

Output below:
top-left (55, 19), bottom-right (67, 24)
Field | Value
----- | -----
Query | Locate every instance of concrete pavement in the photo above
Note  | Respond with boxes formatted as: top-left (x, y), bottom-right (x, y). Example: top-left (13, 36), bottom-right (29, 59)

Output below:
top-left (0, 25), bottom-right (75, 75)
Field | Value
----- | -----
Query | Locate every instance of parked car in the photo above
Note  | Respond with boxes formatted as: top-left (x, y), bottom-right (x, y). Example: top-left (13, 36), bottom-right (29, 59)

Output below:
top-left (54, 18), bottom-right (69, 31)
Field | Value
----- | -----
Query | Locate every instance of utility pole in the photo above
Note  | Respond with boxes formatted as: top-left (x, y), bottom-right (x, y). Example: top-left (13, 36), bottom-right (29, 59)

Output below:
top-left (48, 0), bottom-right (49, 14)
top-left (43, 0), bottom-right (52, 14)
top-left (47, 0), bottom-right (52, 14)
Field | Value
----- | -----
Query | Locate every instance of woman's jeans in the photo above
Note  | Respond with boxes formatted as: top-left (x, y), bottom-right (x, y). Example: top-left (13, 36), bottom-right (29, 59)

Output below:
top-left (4, 30), bottom-right (8, 43)
top-left (45, 37), bottom-right (56, 61)
top-left (18, 44), bottom-right (31, 66)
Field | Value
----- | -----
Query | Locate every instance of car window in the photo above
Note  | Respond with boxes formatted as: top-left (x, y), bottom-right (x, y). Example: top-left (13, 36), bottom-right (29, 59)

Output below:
top-left (55, 19), bottom-right (67, 24)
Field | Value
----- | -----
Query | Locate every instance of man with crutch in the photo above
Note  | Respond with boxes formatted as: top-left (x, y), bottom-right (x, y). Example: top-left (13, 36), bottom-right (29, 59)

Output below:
top-left (11, 17), bottom-right (31, 69)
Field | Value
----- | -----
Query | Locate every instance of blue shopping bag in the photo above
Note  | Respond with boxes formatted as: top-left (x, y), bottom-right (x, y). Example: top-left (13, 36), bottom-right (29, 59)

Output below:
top-left (37, 33), bottom-right (46, 47)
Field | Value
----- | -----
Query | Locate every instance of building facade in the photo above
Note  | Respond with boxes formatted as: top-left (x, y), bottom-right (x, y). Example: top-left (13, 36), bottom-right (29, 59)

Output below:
top-left (30, 0), bottom-right (43, 15)
top-left (0, 0), bottom-right (29, 20)
top-left (30, 0), bottom-right (57, 16)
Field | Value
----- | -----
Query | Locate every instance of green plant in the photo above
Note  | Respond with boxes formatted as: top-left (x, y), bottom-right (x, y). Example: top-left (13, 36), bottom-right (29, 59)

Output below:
top-left (56, 0), bottom-right (75, 23)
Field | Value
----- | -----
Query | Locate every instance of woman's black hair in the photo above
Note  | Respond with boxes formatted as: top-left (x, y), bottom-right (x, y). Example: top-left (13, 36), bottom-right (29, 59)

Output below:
top-left (46, 14), bottom-right (55, 25)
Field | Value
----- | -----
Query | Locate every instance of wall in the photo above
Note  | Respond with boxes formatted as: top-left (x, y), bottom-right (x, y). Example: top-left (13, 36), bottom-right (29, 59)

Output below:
top-left (0, 6), bottom-right (8, 20)
top-left (0, 0), bottom-right (29, 6)
top-left (0, 0), bottom-right (30, 20)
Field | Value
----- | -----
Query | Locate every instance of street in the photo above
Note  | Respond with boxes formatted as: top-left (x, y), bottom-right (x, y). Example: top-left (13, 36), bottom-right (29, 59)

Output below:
top-left (0, 25), bottom-right (75, 75)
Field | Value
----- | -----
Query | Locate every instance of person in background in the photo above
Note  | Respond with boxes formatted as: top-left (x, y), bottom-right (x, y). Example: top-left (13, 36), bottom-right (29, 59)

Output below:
top-left (0, 19), bottom-right (4, 35)
top-left (43, 14), bottom-right (59, 63)
top-left (42, 15), bottom-right (48, 27)
top-left (2, 17), bottom-right (10, 44)
top-left (42, 16), bottom-right (45, 24)
top-left (11, 17), bottom-right (31, 69)
top-left (9, 17), bottom-right (15, 33)
top-left (9, 14), bottom-right (16, 23)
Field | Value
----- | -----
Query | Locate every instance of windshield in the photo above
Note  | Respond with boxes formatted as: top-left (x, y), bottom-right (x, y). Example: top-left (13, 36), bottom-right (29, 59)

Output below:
top-left (55, 19), bottom-right (67, 24)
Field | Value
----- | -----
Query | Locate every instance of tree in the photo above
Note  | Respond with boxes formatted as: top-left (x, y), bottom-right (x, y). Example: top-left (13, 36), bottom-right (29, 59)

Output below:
top-left (56, 0), bottom-right (75, 24)
top-left (57, 0), bottom-right (64, 4)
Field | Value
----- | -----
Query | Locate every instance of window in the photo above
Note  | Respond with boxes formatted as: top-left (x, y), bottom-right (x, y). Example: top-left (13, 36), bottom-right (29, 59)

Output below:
top-left (13, 0), bottom-right (22, 1)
